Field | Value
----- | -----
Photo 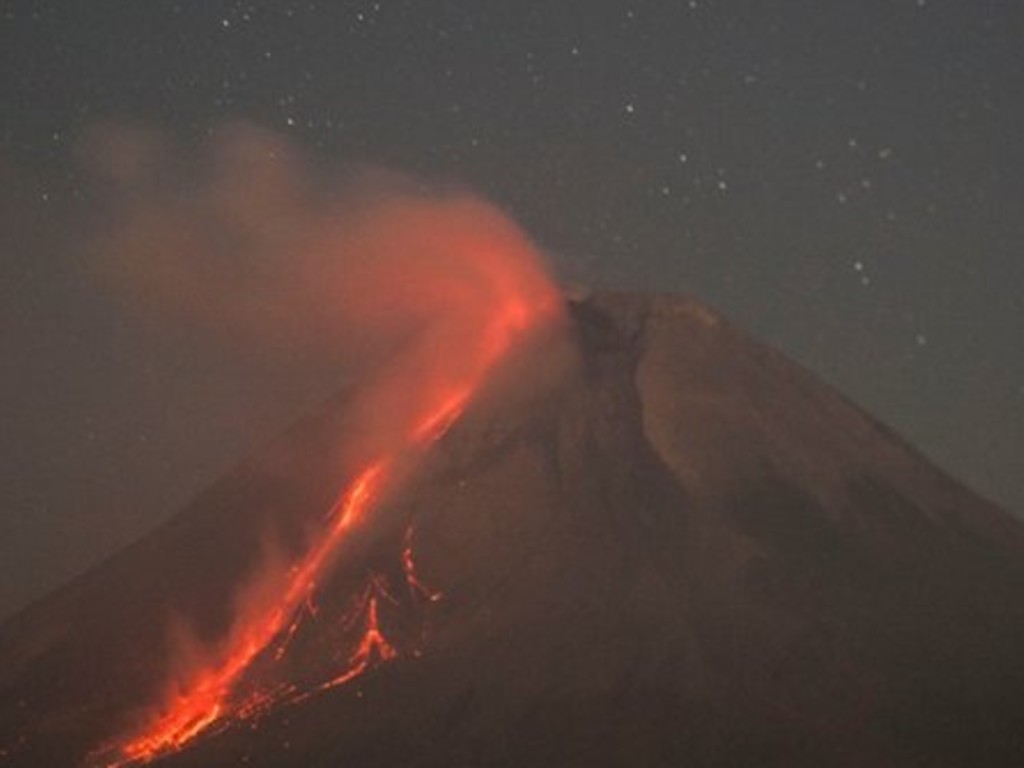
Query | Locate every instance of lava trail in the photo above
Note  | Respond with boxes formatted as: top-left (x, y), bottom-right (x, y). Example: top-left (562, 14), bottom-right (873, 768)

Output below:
top-left (95, 191), bottom-right (562, 766)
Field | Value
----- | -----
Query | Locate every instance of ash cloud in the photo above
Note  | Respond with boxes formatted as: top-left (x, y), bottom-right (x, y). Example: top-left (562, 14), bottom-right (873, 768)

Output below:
top-left (78, 120), bottom-right (565, 468)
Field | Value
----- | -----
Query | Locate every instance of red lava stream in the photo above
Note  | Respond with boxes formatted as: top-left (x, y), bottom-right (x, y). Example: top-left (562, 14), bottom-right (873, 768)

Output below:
top-left (94, 203), bottom-right (561, 766)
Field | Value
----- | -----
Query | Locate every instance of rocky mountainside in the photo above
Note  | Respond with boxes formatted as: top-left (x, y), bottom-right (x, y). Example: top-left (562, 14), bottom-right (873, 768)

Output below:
top-left (2, 292), bottom-right (1022, 767)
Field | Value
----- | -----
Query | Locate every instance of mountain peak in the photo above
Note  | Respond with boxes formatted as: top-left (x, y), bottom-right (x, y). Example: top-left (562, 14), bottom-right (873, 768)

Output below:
top-left (2, 292), bottom-right (1023, 767)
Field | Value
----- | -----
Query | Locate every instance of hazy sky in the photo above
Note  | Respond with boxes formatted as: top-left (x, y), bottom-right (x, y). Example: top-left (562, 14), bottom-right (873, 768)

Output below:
top-left (2, 0), bottom-right (1021, 618)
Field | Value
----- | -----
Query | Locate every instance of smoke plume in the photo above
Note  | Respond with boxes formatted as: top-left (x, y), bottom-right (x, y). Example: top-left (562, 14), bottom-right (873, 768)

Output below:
top-left (77, 122), bottom-right (567, 765)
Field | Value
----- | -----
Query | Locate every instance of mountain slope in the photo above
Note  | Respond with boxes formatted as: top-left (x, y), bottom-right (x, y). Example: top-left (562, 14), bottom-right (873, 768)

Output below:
top-left (1, 292), bottom-right (1022, 767)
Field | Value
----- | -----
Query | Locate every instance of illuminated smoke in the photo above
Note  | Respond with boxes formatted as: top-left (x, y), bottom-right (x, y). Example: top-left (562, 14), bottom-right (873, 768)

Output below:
top-left (80, 123), bottom-right (564, 765)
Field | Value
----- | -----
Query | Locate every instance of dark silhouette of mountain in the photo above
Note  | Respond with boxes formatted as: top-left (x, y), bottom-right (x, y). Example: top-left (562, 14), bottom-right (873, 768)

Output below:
top-left (1, 292), bottom-right (1022, 767)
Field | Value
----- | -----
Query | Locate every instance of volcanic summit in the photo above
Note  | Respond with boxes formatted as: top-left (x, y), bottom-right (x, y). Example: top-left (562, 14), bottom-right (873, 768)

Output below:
top-left (1, 292), bottom-right (1022, 767)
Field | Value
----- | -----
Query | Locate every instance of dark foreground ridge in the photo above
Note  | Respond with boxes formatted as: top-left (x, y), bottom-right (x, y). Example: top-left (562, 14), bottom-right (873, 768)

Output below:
top-left (2, 292), bottom-right (1023, 767)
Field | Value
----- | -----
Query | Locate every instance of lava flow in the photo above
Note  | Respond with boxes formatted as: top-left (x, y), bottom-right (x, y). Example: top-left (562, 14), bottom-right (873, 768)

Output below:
top-left (95, 192), bottom-right (562, 766)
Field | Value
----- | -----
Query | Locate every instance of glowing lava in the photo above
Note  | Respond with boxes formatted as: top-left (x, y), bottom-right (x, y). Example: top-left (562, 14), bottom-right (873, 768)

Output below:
top-left (96, 194), bottom-right (561, 766)
top-left (319, 581), bottom-right (398, 692)
top-left (403, 526), bottom-right (443, 603)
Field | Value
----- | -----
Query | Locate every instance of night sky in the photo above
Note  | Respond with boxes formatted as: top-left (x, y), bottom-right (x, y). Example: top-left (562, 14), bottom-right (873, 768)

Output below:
top-left (1, 0), bottom-right (1021, 618)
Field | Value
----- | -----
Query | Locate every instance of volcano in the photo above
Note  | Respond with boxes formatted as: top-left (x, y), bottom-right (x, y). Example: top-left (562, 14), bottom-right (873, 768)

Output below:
top-left (1, 292), bottom-right (1022, 767)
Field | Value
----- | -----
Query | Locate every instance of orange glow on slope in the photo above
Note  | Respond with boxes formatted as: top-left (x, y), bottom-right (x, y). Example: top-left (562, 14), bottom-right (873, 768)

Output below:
top-left (403, 527), bottom-right (442, 603)
top-left (110, 460), bottom-right (390, 766)
top-left (320, 586), bottom-right (397, 692)
top-left (97, 194), bottom-right (562, 767)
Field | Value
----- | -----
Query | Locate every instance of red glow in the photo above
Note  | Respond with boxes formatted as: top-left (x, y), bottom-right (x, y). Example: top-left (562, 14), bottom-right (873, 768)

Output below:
top-left (109, 459), bottom-right (392, 766)
top-left (95, 192), bottom-right (561, 766)
top-left (403, 527), bottom-right (442, 603)
top-left (320, 584), bottom-right (397, 692)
